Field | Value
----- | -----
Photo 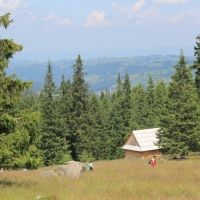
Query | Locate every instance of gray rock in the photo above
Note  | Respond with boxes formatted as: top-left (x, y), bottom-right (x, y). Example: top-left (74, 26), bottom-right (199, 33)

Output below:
top-left (54, 161), bottom-right (86, 178)
top-left (40, 170), bottom-right (57, 177)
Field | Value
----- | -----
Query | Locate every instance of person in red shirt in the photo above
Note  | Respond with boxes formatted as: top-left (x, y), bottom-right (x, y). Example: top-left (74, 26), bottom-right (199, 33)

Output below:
top-left (151, 156), bottom-right (156, 166)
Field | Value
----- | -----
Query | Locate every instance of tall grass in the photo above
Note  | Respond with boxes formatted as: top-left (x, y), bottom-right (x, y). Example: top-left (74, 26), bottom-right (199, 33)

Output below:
top-left (1, 157), bottom-right (200, 200)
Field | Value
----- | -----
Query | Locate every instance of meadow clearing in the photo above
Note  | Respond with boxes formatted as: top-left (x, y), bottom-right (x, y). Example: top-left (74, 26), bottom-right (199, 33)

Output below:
top-left (1, 156), bottom-right (200, 200)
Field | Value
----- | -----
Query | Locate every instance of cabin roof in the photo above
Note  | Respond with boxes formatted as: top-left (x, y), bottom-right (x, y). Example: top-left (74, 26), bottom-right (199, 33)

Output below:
top-left (122, 128), bottom-right (160, 152)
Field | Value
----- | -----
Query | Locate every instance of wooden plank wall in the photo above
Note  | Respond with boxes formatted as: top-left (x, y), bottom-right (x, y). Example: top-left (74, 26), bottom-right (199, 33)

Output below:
top-left (125, 150), bottom-right (161, 158)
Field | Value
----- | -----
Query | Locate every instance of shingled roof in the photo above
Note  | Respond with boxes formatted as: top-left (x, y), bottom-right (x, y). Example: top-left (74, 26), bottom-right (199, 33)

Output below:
top-left (122, 128), bottom-right (160, 152)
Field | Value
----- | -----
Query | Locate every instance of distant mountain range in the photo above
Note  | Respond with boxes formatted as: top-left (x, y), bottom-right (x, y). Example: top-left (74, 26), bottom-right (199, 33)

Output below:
top-left (7, 54), bottom-right (195, 92)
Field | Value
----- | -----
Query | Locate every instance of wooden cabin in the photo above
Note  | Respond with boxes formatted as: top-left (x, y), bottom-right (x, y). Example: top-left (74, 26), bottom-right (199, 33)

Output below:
top-left (122, 128), bottom-right (161, 158)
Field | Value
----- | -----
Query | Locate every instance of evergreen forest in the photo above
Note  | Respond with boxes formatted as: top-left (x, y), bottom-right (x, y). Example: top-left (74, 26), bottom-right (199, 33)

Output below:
top-left (1, 13), bottom-right (200, 169)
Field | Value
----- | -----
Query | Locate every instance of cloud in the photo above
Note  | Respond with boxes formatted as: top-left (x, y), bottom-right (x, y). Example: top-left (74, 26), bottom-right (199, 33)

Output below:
top-left (186, 10), bottom-right (200, 25)
top-left (112, 2), bottom-right (130, 18)
top-left (0, 1), bottom-right (36, 22)
top-left (132, 0), bottom-right (146, 11)
top-left (84, 11), bottom-right (110, 28)
top-left (187, 10), bottom-right (200, 18)
top-left (167, 10), bottom-right (200, 25)
top-left (0, 0), bottom-right (22, 12)
top-left (112, 1), bottom-right (196, 26)
top-left (42, 13), bottom-right (58, 21)
top-left (42, 13), bottom-right (73, 27)
top-left (23, 2), bottom-right (29, 8)
top-left (168, 13), bottom-right (185, 23)
top-left (153, 0), bottom-right (189, 3)
top-left (58, 18), bottom-right (73, 26)
top-left (112, 0), bottom-right (146, 19)
top-left (111, 1), bottom-right (150, 26)
top-left (112, 1), bottom-right (163, 25)
top-left (135, 8), bottom-right (163, 24)
top-left (19, 10), bottom-right (37, 20)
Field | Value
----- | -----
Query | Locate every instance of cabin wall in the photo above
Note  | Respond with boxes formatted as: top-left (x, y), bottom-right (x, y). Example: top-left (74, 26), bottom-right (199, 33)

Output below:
top-left (141, 150), bottom-right (161, 158)
top-left (125, 150), bottom-right (142, 158)
top-left (124, 149), bottom-right (161, 158)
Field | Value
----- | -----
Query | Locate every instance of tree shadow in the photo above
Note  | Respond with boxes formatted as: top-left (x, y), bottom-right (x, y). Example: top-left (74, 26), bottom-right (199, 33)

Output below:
top-left (0, 178), bottom-right (36, 188)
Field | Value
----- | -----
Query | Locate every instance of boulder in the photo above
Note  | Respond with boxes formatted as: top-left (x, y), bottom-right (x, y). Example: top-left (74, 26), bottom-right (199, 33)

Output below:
top-left (53, 161), bottom-right (86, 178)
top-left (40, 170), bottom-right (57, 177)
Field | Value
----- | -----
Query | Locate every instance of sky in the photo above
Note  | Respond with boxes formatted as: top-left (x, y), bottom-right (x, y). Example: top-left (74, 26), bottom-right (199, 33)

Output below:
top-left (0, 0), bottom-right (200, 61)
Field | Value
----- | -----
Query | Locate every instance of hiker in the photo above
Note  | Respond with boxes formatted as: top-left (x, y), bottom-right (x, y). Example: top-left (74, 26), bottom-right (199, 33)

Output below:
top-left (0, 168), bottom-right (3, 172)
top-left (88, 161), bottom-right (94, 171)
top-left (151, 156), bottom-right (156, 167)
top-left (148, 158), bottom-right (152, 164)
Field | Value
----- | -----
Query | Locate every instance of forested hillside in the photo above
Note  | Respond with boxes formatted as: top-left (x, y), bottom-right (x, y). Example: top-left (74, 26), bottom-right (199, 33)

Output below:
top-left (7, 55), bottom-right (195, 92)
top-left (1, 13), bottom-right (200, 169)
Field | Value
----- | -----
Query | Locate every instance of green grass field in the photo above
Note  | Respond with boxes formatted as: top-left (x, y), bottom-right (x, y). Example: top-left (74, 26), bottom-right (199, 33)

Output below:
top-left (1, 157), bottom-right (200, 200)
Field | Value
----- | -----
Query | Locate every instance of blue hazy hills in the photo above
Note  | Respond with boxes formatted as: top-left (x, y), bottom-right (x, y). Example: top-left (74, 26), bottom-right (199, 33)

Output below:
top-left (7, 54), bottom-right (195, 92)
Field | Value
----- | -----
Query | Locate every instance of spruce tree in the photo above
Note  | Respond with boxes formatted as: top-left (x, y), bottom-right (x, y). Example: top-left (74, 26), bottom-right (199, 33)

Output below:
top-left (108, 102), bottom-right (124, 159)
top-left (99, 92), bottom-right (112, 160)
top-left (122, 71), bottom-right (132, 138)
top-left (192, 35), bottom-right (200, 97)
top-left (116, 73), bottom-right (123, 96)
top-left (0, 13), bottom-right (40, 169)
top-left (131, 84), bottom-right (148, 129)
top-left (40, 61), bottom-right (68, 165)
top-left (56, 76), bottom-right (72, 161)
top-left (146, 75), bottom-right (156, 128)
top-left (58, 76), bottom-right (73, 143)
top-left (15, 94), bottom-right (40, 112)
top-left (108, 73), bottom-right (125, 159)
top-left (156, 50), bottom-right (200, 155)
top-left (70, 55), bottom-right (89, 160)
top-left (84, 93), bottom-right (102, 161)
top-left (154, 79), bottom-right (168, 127)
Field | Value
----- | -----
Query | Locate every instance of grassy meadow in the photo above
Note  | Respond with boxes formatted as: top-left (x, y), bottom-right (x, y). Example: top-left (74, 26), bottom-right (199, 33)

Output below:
top-left (1, 157), bottom-right (200, 200)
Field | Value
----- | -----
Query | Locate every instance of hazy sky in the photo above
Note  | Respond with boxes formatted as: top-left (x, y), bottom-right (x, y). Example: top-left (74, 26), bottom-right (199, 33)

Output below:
top-left (0, 0), bottom-right (199, 61)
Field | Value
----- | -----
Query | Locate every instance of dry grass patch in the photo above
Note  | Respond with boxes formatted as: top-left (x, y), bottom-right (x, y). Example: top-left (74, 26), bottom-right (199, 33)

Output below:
top-left (1, 157), bottom-right (200, 200)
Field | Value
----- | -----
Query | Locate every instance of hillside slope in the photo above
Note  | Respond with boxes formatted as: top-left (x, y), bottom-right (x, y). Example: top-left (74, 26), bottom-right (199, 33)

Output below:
top-left (7, 55), bottom-right (195, 91)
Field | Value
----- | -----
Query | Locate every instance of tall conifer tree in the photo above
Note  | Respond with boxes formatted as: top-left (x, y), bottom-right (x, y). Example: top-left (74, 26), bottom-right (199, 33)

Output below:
top-left (40, 61), bottom-right (68, 165)
top-left (71, 55), bottom-right (89, 160)
top-left (146, 75), bottom-right (156, 128)
top-left (131, 84), bottom-right (148, 129)
top-left (108, 73), bottom-right (125, 159)
top-left (58, 76), bottom-right (73, 146)
top-left (122, 71), bottom-right (132, 138)
top-left (154, 79), bottom-right (168, 127)
top-left (156, 51), bottom-right (200, 155)
top-left (99, 92), bottom-right (112, 159)
top-left (84, 93), bottom-right (103, 161)
top-left (192, 35), bottom-right (200, 97)
top-left (0, 13), bottom-right (40, 169)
